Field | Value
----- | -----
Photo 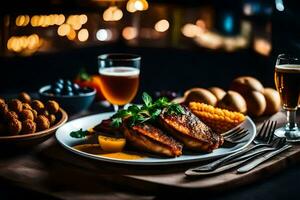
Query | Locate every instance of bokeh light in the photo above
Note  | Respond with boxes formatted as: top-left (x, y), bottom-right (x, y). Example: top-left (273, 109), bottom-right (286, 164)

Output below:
top-left (103, 6), bottom-right (123, 21)
top-left (154, 19), bottom-right (169, 32)
top-left (78, 29), bottom-right (89, 42)
top-left (122, 26), bottom-right (138, 40)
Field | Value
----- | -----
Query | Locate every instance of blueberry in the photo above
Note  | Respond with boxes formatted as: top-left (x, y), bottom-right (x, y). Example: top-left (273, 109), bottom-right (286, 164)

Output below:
top-left (57, 78), bottom-right (64, 84)
top-left (66, 80), bottom-right (72, 86)
top-left (53, 88), bottom-right (62, 95)
top-left (53, 82), bottom-right (63, 90)
top-left (62, 85), bottom-right (73, 95)
top-left (72, 83), bottom-right (80, 91)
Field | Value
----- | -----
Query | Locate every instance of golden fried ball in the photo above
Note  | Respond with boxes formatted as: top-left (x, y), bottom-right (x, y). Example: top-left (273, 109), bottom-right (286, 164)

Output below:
top-left (23, 103), bottom-right (32, 110)
top-left (18, 92), bottom-right (31, 103)
top-left (20, 109), bottom-right (34, 121)
top-left (8, 118), bottom-right (22, 135)
top-left (47, 114), bottom-right (56, 125)
top-left (46, 100), bottom-right (60, 114)
top-left (0, 98), bottom-right (5, 105)
top-left (0, 103), bottom-right (8, 115)
top-left (4, 111), bottom-right (18, 121)
top-left (31, 100), bottom-right (45, 114)
top-left (21, 119), bottom-right (36, 134)
top-left (32, 109), bottom-right (38, 119)
top-left (8, 99), bottom-right (23, 113)
top-left (36, 115), bottom-right (50, 131)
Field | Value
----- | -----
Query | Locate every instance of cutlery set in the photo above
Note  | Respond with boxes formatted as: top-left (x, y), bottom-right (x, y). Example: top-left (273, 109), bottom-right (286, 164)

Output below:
top-left (185, 120), bottom-right (292, 177)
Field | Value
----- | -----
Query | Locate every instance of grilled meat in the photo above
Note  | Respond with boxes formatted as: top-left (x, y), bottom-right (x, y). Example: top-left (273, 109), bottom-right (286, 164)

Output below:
top-left (124, 123), bottom-right (183, 157)
top-left (159, 107), bottom-right (223, 152)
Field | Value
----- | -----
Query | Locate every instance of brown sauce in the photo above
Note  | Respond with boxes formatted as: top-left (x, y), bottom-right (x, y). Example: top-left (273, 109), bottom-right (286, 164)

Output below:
top-left (73, 144), bottom-right (145, 160)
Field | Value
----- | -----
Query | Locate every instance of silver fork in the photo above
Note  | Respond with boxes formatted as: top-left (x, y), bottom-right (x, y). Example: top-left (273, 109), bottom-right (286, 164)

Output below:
top-left (185, 138), bottom-right (286, 176)
top-left (223, 127), bottom-right (249, 144)
top-left (185, 120), bottom-right (277, 175)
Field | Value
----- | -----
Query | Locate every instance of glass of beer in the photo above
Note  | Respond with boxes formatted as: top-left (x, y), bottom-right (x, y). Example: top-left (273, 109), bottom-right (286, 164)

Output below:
top-left (98, 53), bottom-right (141, 111)
top-left (274, 54), bottom-right (300, 142)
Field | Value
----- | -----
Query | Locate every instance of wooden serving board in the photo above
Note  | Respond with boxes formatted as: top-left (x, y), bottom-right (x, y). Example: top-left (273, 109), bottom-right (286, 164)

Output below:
top-left (39, 112), bottom-right (300, 193)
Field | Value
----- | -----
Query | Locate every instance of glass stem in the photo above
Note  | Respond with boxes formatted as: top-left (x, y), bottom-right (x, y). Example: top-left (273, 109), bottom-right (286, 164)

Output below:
top-left (113, 105), bottom-right (119, 112)
top-left (286, 110), bottom-right (297, 131)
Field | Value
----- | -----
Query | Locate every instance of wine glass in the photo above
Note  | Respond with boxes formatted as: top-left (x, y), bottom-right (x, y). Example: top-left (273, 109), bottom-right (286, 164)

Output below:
top-left (274, 54), bottom-right (300, 142)
top-left (98, 53), bottom-right (141, 111)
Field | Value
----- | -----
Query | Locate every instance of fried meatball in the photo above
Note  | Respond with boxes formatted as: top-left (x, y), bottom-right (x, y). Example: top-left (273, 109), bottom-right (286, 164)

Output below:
top-left (4, 111), bottom-right (18, 121)
top-left (20, 109), bottom-right (34, 121)
top-left (18, 92), bottom-right (31, 103)
top-left (31, 100), bottom-right (45, 114)
top-left (46, 100), bottom-right (60, 114)
top-left (32, 109), bottom-right (38, 119)
top-left (23, 103), bottom-right (32, 110)
top-left (47, 114), bottom-right (56, 125)
top-left (0, 103), bottom-right (8, 115)
top-left (8, 99), bottom-right (23, 113)
top-left (21, 119), bottom-right (36, 134)
top-left (8, 118), bottom-right (22, 135)
top-left (0, 98), bottom-right (5, 105)
top-left (36, 115), bottom-right (50, 131)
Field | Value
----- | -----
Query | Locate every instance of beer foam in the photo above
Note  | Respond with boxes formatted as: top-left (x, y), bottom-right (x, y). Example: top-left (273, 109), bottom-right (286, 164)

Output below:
top-left (276, 64), bottom-right (300, 72)
top-left (99, 67), bottom-right (140, 76)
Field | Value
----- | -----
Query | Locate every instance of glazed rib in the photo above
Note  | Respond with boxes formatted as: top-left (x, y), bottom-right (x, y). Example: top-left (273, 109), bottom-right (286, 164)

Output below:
top-left (124, 123), bottom-right (183, 157)
top-left (159, 107), bottom-right (223, 152)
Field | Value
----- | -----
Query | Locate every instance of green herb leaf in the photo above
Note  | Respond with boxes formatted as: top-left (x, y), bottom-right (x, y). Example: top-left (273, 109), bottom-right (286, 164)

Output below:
top-left (70, 128), bottom-right (89, 138)
top-left (142, 92), bottom-right (152, 107)
top-left (111, 117), bottom-right (123, 128)
top-left (111, 92), bottom-right (184, 128)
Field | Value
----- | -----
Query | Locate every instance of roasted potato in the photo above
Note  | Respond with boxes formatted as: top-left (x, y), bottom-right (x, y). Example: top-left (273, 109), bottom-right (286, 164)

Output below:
top-left (217, 90), bottom-right (247, 113)
top-left (184, 88), bottom-right (217, 106)
top-left (230, 76), bottom-right (264, 96)
top-left (208, 87), bottom-right (226, 101)
top-left (263, 88), bottom-right (281, 115)
top-left (47, 114), bottom-right (56, 125)
top-left (244, 91), bottom-right (266, 117)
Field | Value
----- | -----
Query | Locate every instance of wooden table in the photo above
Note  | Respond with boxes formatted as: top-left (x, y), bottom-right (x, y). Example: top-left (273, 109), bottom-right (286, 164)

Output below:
top-left (0, 104), bottom-right (300, 200)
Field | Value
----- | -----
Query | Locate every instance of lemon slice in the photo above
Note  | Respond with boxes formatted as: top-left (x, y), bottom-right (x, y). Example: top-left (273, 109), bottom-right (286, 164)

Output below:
top-left (98, 135), bottom-right (126, 152)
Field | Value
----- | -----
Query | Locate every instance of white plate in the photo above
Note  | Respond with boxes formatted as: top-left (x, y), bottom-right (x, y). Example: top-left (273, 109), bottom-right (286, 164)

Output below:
top-left (56, 113), bottom-right (256, 165)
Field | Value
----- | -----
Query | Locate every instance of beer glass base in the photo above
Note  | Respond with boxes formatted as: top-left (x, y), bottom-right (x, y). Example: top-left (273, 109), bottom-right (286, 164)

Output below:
top-left (274, 127), bottom-right (300, 142)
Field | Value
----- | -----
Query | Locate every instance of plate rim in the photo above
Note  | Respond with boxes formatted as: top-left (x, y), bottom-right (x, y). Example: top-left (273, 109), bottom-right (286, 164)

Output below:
top-left (56, 113), bottom-right (256, 165)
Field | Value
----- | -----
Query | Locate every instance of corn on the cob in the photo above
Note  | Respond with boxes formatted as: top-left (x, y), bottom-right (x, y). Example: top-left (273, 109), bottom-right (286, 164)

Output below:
top-left (189, 102), bottom-right (245, 134)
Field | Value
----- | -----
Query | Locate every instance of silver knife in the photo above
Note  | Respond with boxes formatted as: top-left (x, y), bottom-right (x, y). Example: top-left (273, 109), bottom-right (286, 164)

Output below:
top-left (237, 144), bottom-right (292, 173)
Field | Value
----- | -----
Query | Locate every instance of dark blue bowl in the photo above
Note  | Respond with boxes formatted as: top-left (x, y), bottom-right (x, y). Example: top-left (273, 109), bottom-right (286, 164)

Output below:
top-left (39, 85), bottom-right (96, 114)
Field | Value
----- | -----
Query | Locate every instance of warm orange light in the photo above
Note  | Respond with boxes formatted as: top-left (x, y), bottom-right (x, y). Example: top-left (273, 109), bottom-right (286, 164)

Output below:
top-left (67, 29), bottom-right (76, 40)
top-left (78, 29), bottom-right (89, 42)
top-left (16, 15), bottom-right (30, 26)
top-left (254, 38), bottom-right (271, 56)
top-left (79, 14), bottom-right (88, 24)
top-left (181, 24), bottom-right (203, 38)
top-left (126, 0), bottom-right (148, 13)
top-left (103, 6), bottom-right (123, 21)
top-left (154, 19), bottom-right (169, 32)
top-left (57, 24), bottom-right (71, 36)
top-left (122, 26), bottom-right (138, 40)
top-left (7, 34), bottom-right (41, 53)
